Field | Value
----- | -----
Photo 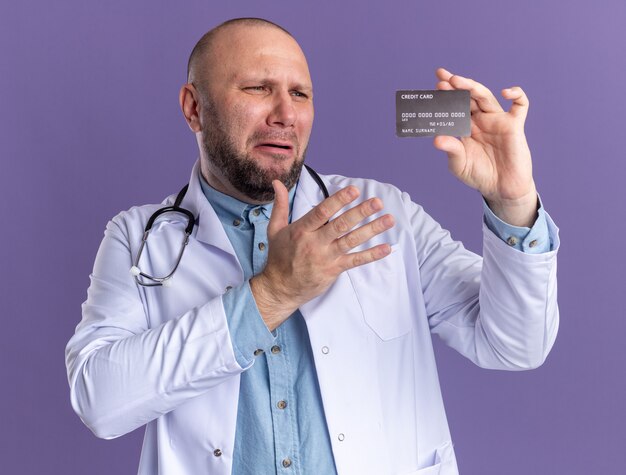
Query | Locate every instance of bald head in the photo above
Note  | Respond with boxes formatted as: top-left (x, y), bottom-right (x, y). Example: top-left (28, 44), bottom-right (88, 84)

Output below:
top-left (187, 18), bottom-right (295, 86)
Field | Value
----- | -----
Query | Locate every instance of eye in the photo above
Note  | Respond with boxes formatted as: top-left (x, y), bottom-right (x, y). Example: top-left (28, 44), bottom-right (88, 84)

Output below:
top-left (290, 90), bottom-right (309, 100)
top-left (243, 86), bottom-right (267, 93)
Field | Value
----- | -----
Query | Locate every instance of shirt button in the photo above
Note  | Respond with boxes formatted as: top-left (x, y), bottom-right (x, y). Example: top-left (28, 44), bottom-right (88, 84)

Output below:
top-left (233, 218), bottom-right (241, 226)
top-left (258, 242), bottom-right (266, 251)
top-left (529, 239), bottom-right (538, 248)
top-left (277, 400), bottom-right (287, 409)
top-left (225, 286), bottom-right (233, 292)
top-left (271, 345), bottom-right (281, 354)
top-left (253, 349), bottom-right (264, 356)
top-left (506, 236), bottom-right (518, 246)
top-left (321, 346), bottom-right (330, 354)
top-left (213, 448), bottom-right (222, 457)
top-left (337, 433), bottom-right (345, 441)
top-left (282, 458), bottom-right (292, 468)
top-left (253, 209), bottom-right (261, 216)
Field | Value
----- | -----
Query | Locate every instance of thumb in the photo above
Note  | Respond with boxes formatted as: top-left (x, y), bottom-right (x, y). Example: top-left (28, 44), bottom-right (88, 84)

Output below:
top-left (502, 86), bottom-right (529, 121)
top-left (433, 135), bottom-right (468, 180)
top-left (268, 180), bottom-right (290, 238)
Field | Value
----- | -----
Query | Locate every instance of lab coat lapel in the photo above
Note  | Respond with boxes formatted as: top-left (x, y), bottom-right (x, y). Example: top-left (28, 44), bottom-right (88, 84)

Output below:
top-left (179, 160), bottom-right (239, 258)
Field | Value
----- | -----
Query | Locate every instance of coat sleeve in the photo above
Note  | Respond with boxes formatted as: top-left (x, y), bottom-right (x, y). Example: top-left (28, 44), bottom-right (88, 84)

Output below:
top-left (65, 214), bottom-right (245, 440)
top-left (403, 192), bottom-right (560, 370)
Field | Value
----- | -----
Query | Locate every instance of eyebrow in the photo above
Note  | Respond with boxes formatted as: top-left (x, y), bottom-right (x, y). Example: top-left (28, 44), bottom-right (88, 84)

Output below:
top-left (233, 74), bottom-right (312, 91)
top-left (293, 84), bottom-right (314, 94)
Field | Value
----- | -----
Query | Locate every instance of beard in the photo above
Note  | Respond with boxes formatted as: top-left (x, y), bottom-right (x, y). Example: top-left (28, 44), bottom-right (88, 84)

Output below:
top-left (200, 101), bottom-right (306, 203)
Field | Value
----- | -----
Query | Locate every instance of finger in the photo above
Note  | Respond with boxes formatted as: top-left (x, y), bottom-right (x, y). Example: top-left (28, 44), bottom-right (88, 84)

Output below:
top-left (321, 197), bottom-right (384, 240)
top-left (435, 67), bottom-right (454, 82)
top-left (334, 214), bottom-right (395, 254)
top-left (436, 81), bottom-right (480, 114)
top-left (337, 243), bottom-right (392, 271)
top-left (502, 86), bottom-right (529, 120)
top-left (447, 74), bottom-right (503, 113)
top-left (433, 136), bottom-right (468, 179)
top-left (267, 180), bottom-right (290, 238)
top-left (298, 185), bottom-right (360, 232)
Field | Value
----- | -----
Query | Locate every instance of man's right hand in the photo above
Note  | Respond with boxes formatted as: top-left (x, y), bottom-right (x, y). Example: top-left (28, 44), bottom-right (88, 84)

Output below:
top-left (249, 179), bottom-right (395, 331)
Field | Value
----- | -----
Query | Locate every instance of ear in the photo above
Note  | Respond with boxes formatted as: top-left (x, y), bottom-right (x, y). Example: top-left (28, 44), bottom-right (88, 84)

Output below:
top-left (179, 83), bottom-right (202, 133)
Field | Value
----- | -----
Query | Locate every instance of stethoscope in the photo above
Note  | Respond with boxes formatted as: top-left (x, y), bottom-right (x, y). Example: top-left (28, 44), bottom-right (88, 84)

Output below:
top-left (130, 164), bottom-right (329, 287)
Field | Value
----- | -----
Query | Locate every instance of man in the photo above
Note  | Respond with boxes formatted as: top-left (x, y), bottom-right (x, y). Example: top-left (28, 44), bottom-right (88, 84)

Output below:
top-left (66, 18), bottom-right (559, 475)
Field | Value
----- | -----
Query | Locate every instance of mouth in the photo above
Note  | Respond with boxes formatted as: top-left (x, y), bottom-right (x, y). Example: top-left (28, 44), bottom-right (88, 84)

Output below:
top-left (253, 142), bottom-right (296, 158)
top-left (255, 142), bottom-right (293, 151)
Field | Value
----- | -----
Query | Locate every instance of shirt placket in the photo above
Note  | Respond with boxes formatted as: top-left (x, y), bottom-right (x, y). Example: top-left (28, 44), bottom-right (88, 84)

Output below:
top-left (249, 205), bottom-right (300, 474)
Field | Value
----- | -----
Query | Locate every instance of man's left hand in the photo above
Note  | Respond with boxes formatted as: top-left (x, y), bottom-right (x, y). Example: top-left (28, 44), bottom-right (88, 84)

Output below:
top-left (433, 68), bottom-right (538, 227)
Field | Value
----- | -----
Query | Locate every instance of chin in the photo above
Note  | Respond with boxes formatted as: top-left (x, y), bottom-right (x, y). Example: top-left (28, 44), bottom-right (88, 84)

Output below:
top-left (255, 153), bottom-right (298, 171)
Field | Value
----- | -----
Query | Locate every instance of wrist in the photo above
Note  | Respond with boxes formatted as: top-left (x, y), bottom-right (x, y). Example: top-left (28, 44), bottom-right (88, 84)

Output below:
top-left (484, 187), bottom-right (538, 228)
top-left (249, 273), bottom-right (297, 331)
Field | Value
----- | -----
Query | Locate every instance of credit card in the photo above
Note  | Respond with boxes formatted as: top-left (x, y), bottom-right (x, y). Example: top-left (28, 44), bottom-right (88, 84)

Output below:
top-left (396, 90), bottom-right (471, 137)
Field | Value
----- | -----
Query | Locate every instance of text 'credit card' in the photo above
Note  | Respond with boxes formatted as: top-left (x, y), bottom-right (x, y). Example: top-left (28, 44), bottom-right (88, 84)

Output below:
top-left (396, 90), bottom-right (470, 137)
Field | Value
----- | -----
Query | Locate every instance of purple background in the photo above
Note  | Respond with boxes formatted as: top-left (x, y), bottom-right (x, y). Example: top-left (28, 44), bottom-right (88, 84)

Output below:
top-left (1, 1), bottom-right (624, 473)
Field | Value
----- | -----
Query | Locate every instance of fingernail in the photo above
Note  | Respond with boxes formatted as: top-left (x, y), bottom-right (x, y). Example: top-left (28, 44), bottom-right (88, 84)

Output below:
top-left (370, 198), bottom-right (383, 211)
top-left (346, 186), bottom-right (358, 198)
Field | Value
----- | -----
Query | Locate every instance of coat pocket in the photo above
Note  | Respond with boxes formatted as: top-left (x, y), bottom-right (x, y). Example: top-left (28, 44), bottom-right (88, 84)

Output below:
top-left (405, 464), bottom-right (441, 475)
top-left (400, 441), bottom-right (457, 475)
top-left (350, 244), bottom-right (412, 340)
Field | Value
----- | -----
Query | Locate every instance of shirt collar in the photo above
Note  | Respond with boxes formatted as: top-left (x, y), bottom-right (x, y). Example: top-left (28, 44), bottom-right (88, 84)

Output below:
top-left (199, 174), bottom-right (297, 223)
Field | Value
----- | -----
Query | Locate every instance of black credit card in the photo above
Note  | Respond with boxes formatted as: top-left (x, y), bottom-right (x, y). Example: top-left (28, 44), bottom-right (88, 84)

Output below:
top-left (396, 90), bottom-right (471, 137)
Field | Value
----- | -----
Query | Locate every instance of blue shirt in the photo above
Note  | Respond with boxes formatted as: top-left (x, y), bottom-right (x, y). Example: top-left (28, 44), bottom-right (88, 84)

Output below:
top-left (201, 177), bottom-right (338, 475)
top-left (200, 174), bottom-right (552, 475)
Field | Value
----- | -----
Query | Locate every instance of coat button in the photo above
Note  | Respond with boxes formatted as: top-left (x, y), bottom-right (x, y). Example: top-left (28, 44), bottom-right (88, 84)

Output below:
top-left (213, 448), bottom-right (222, 457)
top-left (277, 400), bottom-right (287, 409)
top-left (271, 345), bottom-right (281, 354)
top-left (282, 458), bottom-right (292, 468)
top-left (321, 346), bottom-right (329, 354)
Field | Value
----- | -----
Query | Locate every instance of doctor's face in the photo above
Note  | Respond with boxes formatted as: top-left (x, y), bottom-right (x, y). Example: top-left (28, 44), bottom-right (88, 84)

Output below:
top-left (196, 25), bottom-right (314, 202)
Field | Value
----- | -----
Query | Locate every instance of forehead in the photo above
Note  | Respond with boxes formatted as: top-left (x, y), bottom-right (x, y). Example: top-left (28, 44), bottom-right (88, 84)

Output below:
top-left (206, 25), bottom-right (312, 85)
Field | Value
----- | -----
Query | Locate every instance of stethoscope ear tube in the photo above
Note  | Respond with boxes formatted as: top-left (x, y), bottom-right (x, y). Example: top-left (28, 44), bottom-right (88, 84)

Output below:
top-left (143, 205), bottom-right (195, 235)
top-left (143, 184), bottom-right (195, 234)
top-left (304, 164), bottom-right (330, 199)
top-left (131, 185), bottom-right (195, 287)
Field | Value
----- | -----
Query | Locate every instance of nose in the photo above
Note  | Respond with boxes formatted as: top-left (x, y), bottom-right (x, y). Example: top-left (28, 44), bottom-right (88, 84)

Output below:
top-left (267, 90), bottom-right (296, 128)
